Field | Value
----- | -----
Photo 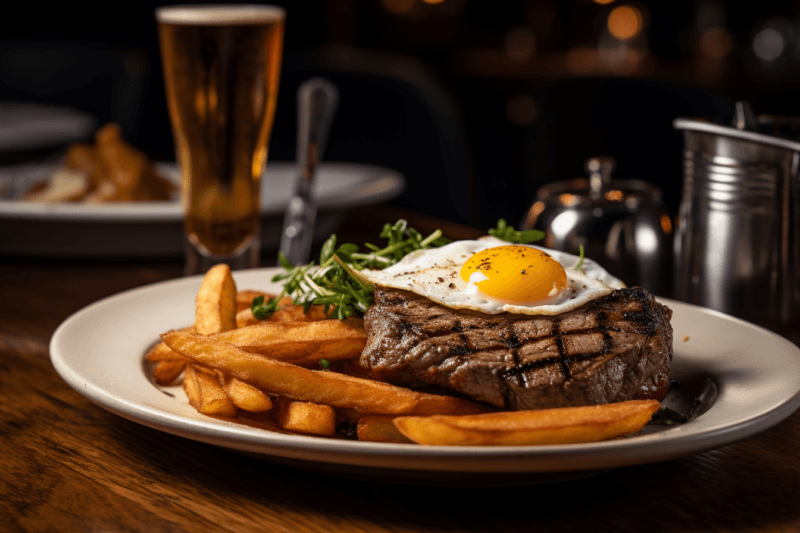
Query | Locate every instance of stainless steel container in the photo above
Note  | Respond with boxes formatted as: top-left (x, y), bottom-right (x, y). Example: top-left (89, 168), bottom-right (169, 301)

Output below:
top-left (522, 156), bottom-right (672, 295)
top-left (673, 113), bottom-right (800, 327)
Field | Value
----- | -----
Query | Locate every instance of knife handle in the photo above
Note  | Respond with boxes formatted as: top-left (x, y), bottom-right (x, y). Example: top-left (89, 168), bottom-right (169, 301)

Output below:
top-left (296, 77), bottom-right (339, 181)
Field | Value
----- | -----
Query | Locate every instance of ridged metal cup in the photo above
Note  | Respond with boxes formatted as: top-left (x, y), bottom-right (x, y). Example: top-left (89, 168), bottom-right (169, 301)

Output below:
top-left (673, 117), bottom-right (800, 327)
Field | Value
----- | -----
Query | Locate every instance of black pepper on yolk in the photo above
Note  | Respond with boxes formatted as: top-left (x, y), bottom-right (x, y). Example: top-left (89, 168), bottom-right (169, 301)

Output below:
top-left (459, 245), bottom-right (567, 305)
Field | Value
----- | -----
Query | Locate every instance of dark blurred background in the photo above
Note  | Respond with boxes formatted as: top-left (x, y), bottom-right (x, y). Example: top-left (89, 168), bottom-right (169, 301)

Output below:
top-left (1, 0), bottom-right (797, 228)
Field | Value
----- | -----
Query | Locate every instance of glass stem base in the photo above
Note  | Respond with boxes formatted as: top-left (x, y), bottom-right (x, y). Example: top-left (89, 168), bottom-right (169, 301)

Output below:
top-left (184, 234), bottom-right (261, 276)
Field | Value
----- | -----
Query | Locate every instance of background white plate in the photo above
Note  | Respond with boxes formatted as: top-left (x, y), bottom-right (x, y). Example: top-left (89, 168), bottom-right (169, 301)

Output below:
top-left (0, 162), bottom-right (405, 257)
top-left (49, 268), bottom-right (800, 484)
top-left (0, 101), bottom-right (96, 153)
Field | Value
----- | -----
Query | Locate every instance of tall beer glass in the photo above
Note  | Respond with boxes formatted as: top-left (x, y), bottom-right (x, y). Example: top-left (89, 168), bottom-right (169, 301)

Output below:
top-left (156, 5), bottom-right (285, 274)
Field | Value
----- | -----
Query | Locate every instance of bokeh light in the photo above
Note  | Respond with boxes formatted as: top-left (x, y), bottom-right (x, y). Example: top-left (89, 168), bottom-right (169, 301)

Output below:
top-left (566, 46), bottom-right (599, 74)
top-left (699, 27), bottom-right (733, 59)
top-left (661, 214), bottom-right (673, 236)
top-left (753, 27), bottom-right (785, 62)
top-left (607, 5), bottom-right (643, 40)
top-left (504, 27), bottom-right (536, 62)
top-left (506, 95), bottom-right (538, 127)
top-left (382, 0), bottom-right (416, 15)
top-left (604, 44), bottom-right (644, 74)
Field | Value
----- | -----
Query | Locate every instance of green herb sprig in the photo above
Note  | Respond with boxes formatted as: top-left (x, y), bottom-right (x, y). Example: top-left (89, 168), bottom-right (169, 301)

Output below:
top-left (650, 406), bottom-right (689, 426)
top-left (488, 219), bottom-right (544, 244)
top-left (254, 218), bottom-right (560, 321)
top-left (251, 295), bottom-right (280, 319)
top-left (575, 245), bottom-right (585, 270)
top-left (253, 219), bottom-right (450, 320)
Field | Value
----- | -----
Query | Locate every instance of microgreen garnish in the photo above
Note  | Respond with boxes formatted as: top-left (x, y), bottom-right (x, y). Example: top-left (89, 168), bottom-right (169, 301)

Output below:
top-left (650, 406), bottom-right (689, 426)
top-left (575, 245), bottom-right (585, 270)
top-left (488, 219), bottom-right (544, 244)
top-left (252, 219), bottom-right (450, 320)
top-left (251, 294), bottom-right (280, 319)
top-left (319, 358), bottom-right (330, 369)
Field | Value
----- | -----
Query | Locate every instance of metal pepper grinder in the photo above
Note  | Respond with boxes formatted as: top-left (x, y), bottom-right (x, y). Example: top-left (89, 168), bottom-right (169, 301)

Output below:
top-left (521, 156), bottom-right (672, 295)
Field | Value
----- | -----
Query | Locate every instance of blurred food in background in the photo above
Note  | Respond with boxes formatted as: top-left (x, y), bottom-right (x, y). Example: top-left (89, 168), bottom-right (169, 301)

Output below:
top-left (22, 123), bottom-right (175, 203)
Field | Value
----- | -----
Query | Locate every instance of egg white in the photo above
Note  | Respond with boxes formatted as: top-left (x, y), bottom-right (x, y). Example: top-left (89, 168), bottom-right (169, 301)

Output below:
top-left (358, 237), bottom-right (625, 315)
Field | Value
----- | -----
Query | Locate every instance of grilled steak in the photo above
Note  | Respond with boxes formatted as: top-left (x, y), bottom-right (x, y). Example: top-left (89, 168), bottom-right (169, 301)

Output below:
top-left (360, 286), bottom-right (672, 410)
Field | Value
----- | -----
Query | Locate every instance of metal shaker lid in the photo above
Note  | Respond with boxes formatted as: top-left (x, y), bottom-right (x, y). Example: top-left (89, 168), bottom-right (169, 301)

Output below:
top-left (674, 100), bottom-right (800, 153)
top-left (523, 155), bottom-right (672, 296)
top-left (534, 156), bottom-right (663, 211)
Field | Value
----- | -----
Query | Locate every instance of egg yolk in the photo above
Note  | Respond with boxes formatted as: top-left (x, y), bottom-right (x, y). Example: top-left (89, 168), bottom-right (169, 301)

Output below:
top-left (459, 246), bottom-right (567, 305)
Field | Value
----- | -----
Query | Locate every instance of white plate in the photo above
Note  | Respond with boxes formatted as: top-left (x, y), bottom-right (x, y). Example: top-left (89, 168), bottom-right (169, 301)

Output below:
top-left (0, 162), bottom-right (404, 257)
top-left (50, 268), bottom-right (800, 485)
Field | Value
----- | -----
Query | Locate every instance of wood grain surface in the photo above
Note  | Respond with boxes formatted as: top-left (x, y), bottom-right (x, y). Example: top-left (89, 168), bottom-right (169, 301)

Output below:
top-left (2, 206), bottom-right (800, 533)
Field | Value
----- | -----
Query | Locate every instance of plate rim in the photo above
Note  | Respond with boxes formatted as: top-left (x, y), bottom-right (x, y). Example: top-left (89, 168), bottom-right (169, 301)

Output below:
top-left (49, 267), bottom-right (800, 474)
top-left (0, 101), bottom-right (97, 152)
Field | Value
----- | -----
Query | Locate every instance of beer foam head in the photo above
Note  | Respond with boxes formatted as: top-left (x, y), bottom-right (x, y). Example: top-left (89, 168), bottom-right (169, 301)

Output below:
top-left (156, 5), bottom-right (286, 25)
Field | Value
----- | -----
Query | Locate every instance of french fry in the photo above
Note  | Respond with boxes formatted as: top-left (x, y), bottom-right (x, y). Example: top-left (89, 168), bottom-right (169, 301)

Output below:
top-left (212, 318), bottom-right (366, 366)
top-left (145, 326), bottom-right (194, 370)
top-left (236, 309), bottom-right (259, 328)
top-left (392, 400), bottom-right (661, 446)
top-left (357, 415), bottom-right (414, 444)
top-left (21, 169), bottom-right (89, 202)
top-left (269, 301), bottom-right (330, 322)
top-left (236, 309), bottom-right (262, 328)
top-left (146, 342), bottom-right (179, 362)
top-left (217, 372), bottom-right (273, 413)
top-left (146, 343), bottom-right (191, 363)
top-left (64, 143), bottom-right (101, 180)
top-left (235, 297), bottom-right (331, 327)
top-left (276, 398), bottom-right (336, 436)
top-left (152, 359), bottom-right (187, 386)
top-left (161, 331), bottom-right (486, 416)
top-left (195, 264), bottom-right (237, 335)
top-left (326, 359), bottom-right (372, 379)
top-left (145, 326), bottom-right (195, 363)
top-left (235, 410), bottom-right (297, 435)
top-left (95, 123), bottom-right (147, 199)
top-left (183, 364), bottom-right (237, 417)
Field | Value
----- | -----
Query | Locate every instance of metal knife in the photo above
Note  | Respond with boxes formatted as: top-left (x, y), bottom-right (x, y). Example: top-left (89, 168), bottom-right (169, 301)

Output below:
top-left (278, 77), bottom-right (339, 266)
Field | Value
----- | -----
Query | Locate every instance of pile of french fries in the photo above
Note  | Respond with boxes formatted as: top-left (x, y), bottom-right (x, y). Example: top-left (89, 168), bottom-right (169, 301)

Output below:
top-left (147, 264), bottom-right (661, 445)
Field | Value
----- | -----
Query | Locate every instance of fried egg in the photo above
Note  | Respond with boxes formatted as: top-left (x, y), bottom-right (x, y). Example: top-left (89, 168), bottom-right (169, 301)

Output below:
top-left (358, 237), bottom-right (624, 315)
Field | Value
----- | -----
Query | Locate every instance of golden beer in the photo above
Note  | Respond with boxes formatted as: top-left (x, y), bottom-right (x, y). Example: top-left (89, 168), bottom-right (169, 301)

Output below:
top-left (157, 6), bottom-right (285, 257)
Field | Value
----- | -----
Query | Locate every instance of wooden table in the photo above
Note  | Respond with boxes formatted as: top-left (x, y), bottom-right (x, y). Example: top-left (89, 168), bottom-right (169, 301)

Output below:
top-left (2, 205), bottom-right (800, 532)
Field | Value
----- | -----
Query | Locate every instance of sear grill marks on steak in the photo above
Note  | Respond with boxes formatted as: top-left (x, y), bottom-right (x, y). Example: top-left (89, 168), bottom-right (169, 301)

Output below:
top-left (360, 286), bottom-right (673, 410)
